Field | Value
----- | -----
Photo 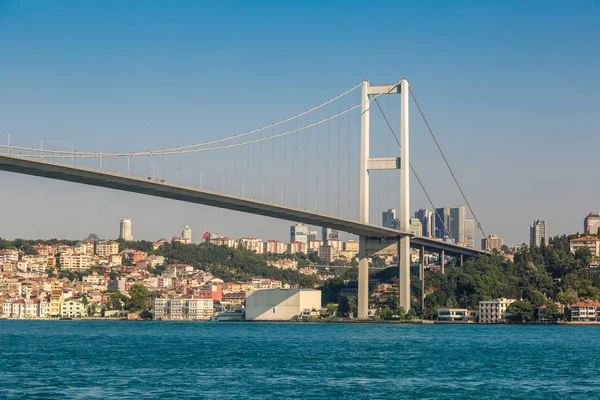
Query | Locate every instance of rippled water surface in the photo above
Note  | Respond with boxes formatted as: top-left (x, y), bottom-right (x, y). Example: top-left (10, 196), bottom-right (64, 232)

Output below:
top-left (1, 321), bottom-right (599, 399)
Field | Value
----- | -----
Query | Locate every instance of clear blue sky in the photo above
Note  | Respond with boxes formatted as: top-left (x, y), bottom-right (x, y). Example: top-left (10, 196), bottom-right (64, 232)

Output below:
top-left (0, 1), bottom-right (598, 245)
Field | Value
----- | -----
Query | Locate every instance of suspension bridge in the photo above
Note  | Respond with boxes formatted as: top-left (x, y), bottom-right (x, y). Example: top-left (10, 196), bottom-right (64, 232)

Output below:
top-left (0, 78), bottom-right (488, 318)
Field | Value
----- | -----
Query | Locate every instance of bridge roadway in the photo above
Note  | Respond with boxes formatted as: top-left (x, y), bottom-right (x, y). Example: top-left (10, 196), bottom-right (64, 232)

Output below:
top-left (0, 154), bottom-right (486, 258)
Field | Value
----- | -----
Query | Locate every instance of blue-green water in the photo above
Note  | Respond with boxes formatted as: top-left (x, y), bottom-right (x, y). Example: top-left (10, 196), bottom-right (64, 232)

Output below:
top-left (1, 322), bottom-right (599, 399)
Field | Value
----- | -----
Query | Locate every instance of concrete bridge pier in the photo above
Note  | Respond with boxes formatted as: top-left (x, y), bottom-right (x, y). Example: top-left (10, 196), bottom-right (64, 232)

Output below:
top-left (357, 236), bottom-right (369, 319)
top-left (440, 249), bottom-right (445, 274)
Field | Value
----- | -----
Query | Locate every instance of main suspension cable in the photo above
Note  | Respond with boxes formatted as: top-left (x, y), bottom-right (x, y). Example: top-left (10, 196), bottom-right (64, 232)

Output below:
top-left (409, 86), bottom-right (487, 240)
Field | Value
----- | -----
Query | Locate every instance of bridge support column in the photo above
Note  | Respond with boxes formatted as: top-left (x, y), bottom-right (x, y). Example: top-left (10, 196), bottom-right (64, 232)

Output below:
top-left (398, 78), bottom-right (411, 312)
top-left (420, 245), bottom-right (425, 314)
top-left (357, 80), bottom-right (370, 319)
top-left (358, 236), bottom-right (369, 319)
top-left (440, 249), bottom-right (445, 274)
top-left (460, 254), bottom-right (464, 266)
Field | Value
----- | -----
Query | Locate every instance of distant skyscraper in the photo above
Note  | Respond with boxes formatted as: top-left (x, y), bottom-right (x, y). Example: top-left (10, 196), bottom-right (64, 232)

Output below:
top-left (322, 227), bottom-right (339, 245)
top-left (434, 207), bottom-right (450, 239)
top-left (414, 209), bottom-right (433, 237)
top-left (182, 225), bottom-right (192, 243)
top-left (449, 206), bottom-right (466, 245)
top-left (584, 212), bottom-right (600, 235)
top-left (308, 230), bottom-right (318, 242)
top-left (119, 218), bottom-right (133, 241)
top-left (481, 234), bottom-right (504, 251)
top-left (530, 219), bottom-right (546, 247)
top-left (409, 218), bottom-right (422, 236)
top-left (464, 219), bottom-right (475, 248)
top-left (382, 209), bottom-right (397, 229)
top-left (290, 223), bottom-right (309, 245)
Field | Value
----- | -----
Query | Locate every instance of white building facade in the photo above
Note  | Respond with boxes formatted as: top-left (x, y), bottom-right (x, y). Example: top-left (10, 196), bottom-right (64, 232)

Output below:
top-left (478, 298), bottom-right (516, 323)
top-left (245, 288), bottom-right (321, 321)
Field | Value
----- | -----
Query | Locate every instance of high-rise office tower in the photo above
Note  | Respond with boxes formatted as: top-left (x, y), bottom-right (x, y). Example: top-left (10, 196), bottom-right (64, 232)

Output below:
top-left (414, 209), bottom-right (433, 237)
top-left (290, 223), bottom-right (309, 245)
top-left (322, 227), bottom-right (339, 245)
top-left (119, 218), bottom-right (133, 241)
top-left (382, 209), bottom-right (397, 229)
top-left (308, 230), bottom-right (318, 242)
top-left (584, 212), bottom-right (600, 235)
top-left (434, 207), bottom-right (450, 239)
top-left (182, 225), bottom-right (192, 243)
top-left (530, 219), bottom-right (546, 247)
top-left (464, 219), bottom-right (475, 248)
top-left (450, 206), bottom-right (467, 245)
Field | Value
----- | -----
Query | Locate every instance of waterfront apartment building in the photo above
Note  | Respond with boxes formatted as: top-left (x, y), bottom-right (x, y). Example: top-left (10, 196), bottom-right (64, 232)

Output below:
top-left (481, 234), bottom-right (504, 251)
top-left (153, 297), bottom-right (214, 320)
top-left (478, 298), bottom-right (516, 323)
top-left (584, 212), bottom-right (600, 235)
top-left (530, 219), bottom-right (546, 247)
top-left (570, 300), bottom-right (600, 322)
top-left (569, 236), bottom-right (600, 257)
top-left (61, 300), bottom-right (85, 318)
top-left (95, 241), bottom-right (120, 257)
top-left (289, 224), bottom-right (308, 245)
top-left (437, 308), bottom-right (469, 322)
top-left (2, 299), bottom-right (49, 319)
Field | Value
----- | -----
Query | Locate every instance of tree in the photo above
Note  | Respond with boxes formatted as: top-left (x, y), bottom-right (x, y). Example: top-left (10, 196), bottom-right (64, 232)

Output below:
top-left (574, 247), bottom-right (592, 267)
top-left (543, 302), bottom-right (561, 321)
top-left (526, 289), bottom-right (547, 308)
top-left (506, 300), bottom-right (534, 323)
top-left (109, 291), bottom-right (125, 310)
top-left (326, 303), bottom-right (338, 317)
top-left (87, 304), bottom-right (97, 317)
top-left (379, 306), bottom-right (393, 319)
top-left (347, 296), bottom-right (358, 317)
top-left (126, 284), bottom-right (149, 312)
top-left (557, 291), bottom-right (577, 306)
top-left (338, 296), bottom-right (357, 317)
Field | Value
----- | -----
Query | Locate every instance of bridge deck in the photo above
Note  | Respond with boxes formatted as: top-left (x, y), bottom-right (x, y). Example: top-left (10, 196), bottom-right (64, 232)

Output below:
top-left (0, 154), bottom-right (486, 258)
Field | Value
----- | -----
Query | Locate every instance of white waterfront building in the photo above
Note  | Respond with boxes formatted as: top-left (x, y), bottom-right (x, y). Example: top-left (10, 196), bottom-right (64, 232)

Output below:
top-left (245, 288), bottom-right (321, 321)
top-left (478, 298), bottom-right (516, 323)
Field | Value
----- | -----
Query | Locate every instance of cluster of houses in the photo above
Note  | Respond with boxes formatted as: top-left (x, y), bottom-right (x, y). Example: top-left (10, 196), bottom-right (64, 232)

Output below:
top-left (0, 240), bottom-right (298, 320)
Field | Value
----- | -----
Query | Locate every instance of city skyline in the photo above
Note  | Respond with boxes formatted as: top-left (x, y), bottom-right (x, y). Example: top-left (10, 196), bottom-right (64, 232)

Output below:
top-left (0, 2), bottom-right (598, 245)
